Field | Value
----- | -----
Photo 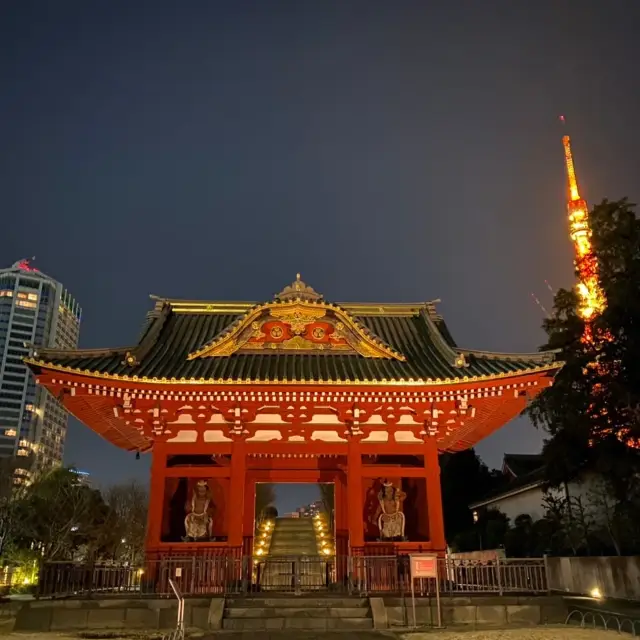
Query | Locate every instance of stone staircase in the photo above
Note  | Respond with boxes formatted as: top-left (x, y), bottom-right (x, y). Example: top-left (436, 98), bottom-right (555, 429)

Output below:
top-left (269, 517), bottom-right (318, 555)
top-left (259, 517), bottom-right (325, 591)
top-left (222, 596), bottom-right (373, 631)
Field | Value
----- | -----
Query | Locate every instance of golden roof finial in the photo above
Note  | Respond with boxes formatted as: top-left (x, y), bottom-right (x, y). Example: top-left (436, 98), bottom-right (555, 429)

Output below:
top-left (276, 274), bottom-right (323, 302)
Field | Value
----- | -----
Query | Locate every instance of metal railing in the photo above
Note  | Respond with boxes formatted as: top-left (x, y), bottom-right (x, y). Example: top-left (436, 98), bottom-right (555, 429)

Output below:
top-left (163, 579), bottom-right (185, 640)
top-left (36, 554), bottom-right (548, 599)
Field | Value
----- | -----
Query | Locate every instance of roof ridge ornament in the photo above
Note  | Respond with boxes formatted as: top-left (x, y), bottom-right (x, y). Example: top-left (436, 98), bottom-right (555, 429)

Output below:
top-left (275, 273), bottom-right (323, 302)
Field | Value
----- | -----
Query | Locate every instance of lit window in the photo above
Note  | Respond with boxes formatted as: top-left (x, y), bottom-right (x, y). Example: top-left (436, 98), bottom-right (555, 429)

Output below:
top-left (4, 429), bottom-right (16, 437)
top-left (25, 404), bottom-right (34, 412)
top-left (16, 292), bottom-right (27, 299)
top-left (0, 290), bottom-right (13, 298)
top-left (16, 301), bottom-right (36, 309)
top-left (27, 293), bottom-right (38, 302)
top-left (16, 449), bottom-right (28, 456)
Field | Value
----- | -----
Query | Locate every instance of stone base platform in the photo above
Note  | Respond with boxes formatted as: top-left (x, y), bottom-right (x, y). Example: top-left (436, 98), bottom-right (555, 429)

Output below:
top-left (13, 594), bottom-right (567, 633)
top-left (14, 597), bottom-right (224, 632)
top-left (376, 595), bottom-right (567, 629)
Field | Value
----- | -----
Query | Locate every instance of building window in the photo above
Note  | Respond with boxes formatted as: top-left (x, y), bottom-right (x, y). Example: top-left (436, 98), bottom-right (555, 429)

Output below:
top-left (16, 300), bottom-right (37, 309)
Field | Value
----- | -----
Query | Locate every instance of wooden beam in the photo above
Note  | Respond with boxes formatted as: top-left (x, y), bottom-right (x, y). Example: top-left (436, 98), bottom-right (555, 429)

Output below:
top-left (361, 466), bottom-right (426, 478)
top-left (164, 466), bottom-right (231, 478)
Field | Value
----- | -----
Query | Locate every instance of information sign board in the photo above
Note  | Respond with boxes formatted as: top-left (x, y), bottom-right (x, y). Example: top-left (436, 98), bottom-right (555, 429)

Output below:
top-left (409, 553), bottom-right (443, 629)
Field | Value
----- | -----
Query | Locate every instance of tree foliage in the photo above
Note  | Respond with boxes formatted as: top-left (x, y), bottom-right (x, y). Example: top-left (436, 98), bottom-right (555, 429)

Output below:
top-left (102, 481), bottom-right (148, 564)
top-left (0, 467), bottom-right (150, 574)
top-left (440, 449), bottom-right (503, 542)
top-left (0, 458), bottom-right (28, 560)
top-left (527, 199), bottom-right (640, 501)
top-left (255, 483), bottom-right (276, 520)
top-left (18, 467), bottom-right (110, 562)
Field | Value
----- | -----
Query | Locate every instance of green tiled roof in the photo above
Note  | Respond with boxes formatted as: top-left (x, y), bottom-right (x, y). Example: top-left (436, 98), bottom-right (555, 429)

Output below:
top-left (26, 296), bottom-right (559, 385)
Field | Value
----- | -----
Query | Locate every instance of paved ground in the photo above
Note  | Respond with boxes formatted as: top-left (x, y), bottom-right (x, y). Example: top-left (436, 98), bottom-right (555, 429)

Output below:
top-left (0, 629), bottom-right (622, 640)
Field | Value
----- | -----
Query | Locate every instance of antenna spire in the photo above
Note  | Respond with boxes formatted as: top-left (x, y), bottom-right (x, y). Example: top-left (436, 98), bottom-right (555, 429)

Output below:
top-left (559, 117), bottom-right (604, 323)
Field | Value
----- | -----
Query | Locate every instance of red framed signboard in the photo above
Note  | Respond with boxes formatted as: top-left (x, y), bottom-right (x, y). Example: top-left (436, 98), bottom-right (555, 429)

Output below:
top-left (409, 553), bottom-right (443, 629)
top-left (410, 554), bottom-right (438, 579)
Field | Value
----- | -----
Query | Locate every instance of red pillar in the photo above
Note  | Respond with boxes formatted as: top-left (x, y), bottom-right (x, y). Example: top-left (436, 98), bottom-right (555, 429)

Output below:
top-left (347, 438), bottom-right (364, 550)
top-left (145, 443), bottom-right (166, 554)
top-left (228, 439), bottom-right (246, 548)
top-left (425, 436), bottom-right (446, 553)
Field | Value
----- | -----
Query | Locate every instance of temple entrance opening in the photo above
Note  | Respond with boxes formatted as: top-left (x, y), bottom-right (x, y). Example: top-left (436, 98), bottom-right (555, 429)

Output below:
top-left (253, 482), bottom-right (336, 592)
top-left (254, 482), bottom-right (335, 559)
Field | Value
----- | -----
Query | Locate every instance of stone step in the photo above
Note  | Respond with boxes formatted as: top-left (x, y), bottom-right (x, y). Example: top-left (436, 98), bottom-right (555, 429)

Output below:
top-left (266, 552), bottom-right (319, 557)
top-left (225, 606), bottom-right (370, 618)
top-left (226, 597), bottom-right (369, 608)
top-left (268, 544), bottom-right (319, 550)
top-left (271, 531), bottom-right (316, 537)
top-left (222, 617), bottom-right (373, 631)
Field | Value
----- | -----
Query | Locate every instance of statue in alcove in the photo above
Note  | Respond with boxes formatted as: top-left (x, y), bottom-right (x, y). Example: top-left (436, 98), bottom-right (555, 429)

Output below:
top-left (183, 480), bottom-right (214, 541)
top-left (377, 480), bottom-right (407, 541)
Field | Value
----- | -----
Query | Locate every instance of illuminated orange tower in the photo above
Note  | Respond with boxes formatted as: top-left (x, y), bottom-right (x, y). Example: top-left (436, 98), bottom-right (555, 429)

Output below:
top-left (561, 129), bottom-right (605, 330)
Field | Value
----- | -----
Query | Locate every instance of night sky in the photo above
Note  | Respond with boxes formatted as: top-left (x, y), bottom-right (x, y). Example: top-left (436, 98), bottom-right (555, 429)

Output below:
top-left (2, 1), bottom-right (639, 513)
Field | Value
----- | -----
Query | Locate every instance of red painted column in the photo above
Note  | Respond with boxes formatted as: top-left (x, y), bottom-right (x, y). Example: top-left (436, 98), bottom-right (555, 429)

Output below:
top-left (425, 436), bottom-right (446, 553)
top-left (243, 476), bottom-right (256, 536)
top-left (347, 438), bottom-right (364, 550)
top-left (146, 443), bottom-right (167, 554)
top-left (228, 439), bottom-right (247, 548)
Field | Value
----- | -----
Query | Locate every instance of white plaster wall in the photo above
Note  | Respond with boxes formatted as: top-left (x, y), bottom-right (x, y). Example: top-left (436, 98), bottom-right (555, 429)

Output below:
top-left (483, 472), bottom-right (612, 525)
top-left (488, 488), bottom-right (547, 523)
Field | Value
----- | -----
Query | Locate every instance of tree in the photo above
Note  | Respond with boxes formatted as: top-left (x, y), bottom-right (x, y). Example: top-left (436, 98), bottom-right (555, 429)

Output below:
top-left (504, 514), bottom-right (534, 557)
top-left (319, 483), bottom-right (334, 517)
top-left (440, 449), bottom-right (503, 543)
top-left (18, 467), bottom-right (110, 563)
top-left (452, 508), bottom-right (509, 552)
top-left (528, 199), bottom-right (640, 502)
top-left (0, 458), bottom-right (27, 561)
top-left (255, 483), bottom-right (276, 521)
top-left (102, 481), bottom-right (148, 564)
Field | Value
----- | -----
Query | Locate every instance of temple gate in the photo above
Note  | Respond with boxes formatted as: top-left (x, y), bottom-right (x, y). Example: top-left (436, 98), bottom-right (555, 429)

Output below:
top-left (26, 276), bottom-right (559, 587)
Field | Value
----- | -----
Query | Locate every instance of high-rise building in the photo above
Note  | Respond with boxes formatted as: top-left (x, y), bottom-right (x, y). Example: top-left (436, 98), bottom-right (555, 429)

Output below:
top-left (0, 259), bottom-right (81, 479)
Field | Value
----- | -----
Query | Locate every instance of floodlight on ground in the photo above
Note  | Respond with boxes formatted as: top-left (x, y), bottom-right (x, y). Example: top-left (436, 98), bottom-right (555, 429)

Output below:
top-left (590, 587), bottom-right (602, 599)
